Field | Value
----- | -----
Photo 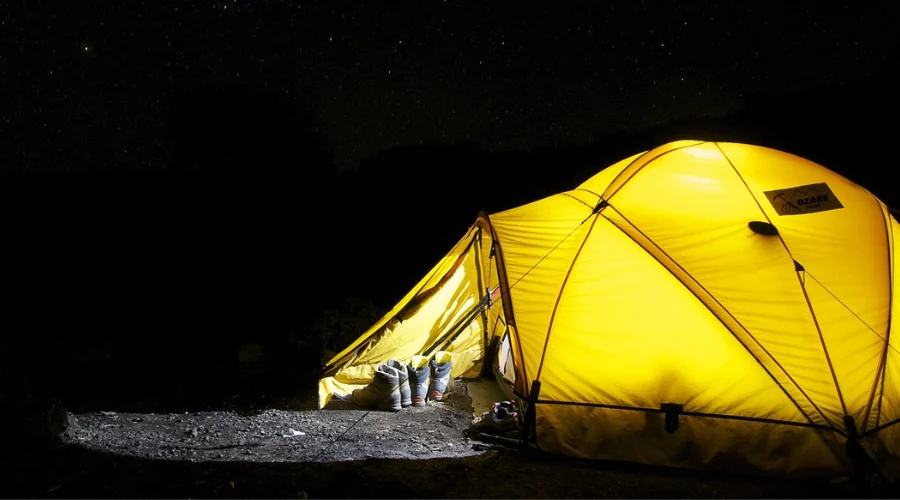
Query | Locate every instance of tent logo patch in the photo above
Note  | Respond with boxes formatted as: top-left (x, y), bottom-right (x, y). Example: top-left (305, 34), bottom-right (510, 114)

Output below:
top-left (763, 182), bottom-right (843, 216)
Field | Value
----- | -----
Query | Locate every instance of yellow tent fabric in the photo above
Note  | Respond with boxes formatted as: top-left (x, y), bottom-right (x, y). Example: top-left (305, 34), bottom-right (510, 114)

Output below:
top-left (318, 224), bottom-right (509, 405)
top-left (318, 140), bottom-right (899, 478)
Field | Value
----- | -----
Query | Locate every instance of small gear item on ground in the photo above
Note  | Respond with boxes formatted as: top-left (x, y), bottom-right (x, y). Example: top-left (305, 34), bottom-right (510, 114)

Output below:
top-left (468, 400), bottom-right (520, 438)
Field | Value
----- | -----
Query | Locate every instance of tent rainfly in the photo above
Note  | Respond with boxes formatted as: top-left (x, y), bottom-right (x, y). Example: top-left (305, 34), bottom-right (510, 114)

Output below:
top-left (319, 140), bottom-right (900, 480)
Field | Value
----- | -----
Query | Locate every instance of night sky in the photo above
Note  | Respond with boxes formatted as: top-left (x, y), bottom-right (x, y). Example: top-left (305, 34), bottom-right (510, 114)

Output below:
top-left (4, 1), bottom-right (897, 176)
top-left (3, 0), bottom-right (900, 429)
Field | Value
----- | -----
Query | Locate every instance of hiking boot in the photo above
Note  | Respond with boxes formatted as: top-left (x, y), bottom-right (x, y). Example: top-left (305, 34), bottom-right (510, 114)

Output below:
top-left (407, 355), bottom-right (430, 407)
top-left (474, 401), bottom-right (516, 424)
top-left (350, 364), bottom-right (402, 412)
top-left (428, 351), bottom-right (453, 402)
top-left (387, 359), bottom-right (411, 408)
top-left (468, 406), bottom-right (520, 438)
top-left (493, 400), bottom-right (517, 413)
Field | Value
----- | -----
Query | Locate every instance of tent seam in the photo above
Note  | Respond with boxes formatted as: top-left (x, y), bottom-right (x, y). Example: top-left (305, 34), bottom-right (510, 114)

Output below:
top-left (861, 416), bottom-right (900, 438)
top-left (873, 204), bottom-right (895, 430)
top-left (602, 205), bottom-right (831, 432)
top-left (802, 271), bottom-right (896, 352)
top-left (559, 191), bottom-right (597, 210)
top-left (715, 142), bottom-right (850, 421)
top-left (534, 399), bottom-right (834, 430)
top-left (477, 211), bottom-right (529, 390)
top-left (473, 229), bottom-right (490, 357)
top-left (572, 187), bottom-right (604, 199)
top-left (602, 141), bottom-right (706, 203)
top-left (534, 212), bottom-right (602, 382)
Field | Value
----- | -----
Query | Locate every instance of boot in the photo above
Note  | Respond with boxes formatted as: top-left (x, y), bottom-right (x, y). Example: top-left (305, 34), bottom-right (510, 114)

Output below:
top-left (428, 351), bottom-right (453, 402)
top-left (407, 355), bottom-right (430, 407)
top-left (350, 364), bottom-right (402, 411)
top-left (387, 359), bottom-right (411, 408)
top-left (492, 400), bottom-right (517, 413)
top-left (468, 405), bottom-right (520, 438)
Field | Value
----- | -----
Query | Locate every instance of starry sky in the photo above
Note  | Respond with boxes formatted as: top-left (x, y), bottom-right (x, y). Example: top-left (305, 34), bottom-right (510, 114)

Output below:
top-left (3, 1), bottom-right (897, 175)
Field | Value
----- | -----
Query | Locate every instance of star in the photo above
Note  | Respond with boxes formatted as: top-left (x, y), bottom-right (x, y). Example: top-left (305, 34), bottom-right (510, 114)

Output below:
top-left (4, 1), bottom-right (890, 177)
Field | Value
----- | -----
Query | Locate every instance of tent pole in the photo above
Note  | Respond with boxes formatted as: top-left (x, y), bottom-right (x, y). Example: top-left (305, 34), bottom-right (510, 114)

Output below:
top-left (423, 294), bottom-right (491, 358)
top-left (519, 379), bottom-right (541, 449)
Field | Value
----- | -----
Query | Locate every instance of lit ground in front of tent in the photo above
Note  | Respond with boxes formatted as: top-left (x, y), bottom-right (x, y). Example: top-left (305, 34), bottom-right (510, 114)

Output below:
top-left (3, 380), bottom-right (873, 498)
top-left (65, 382), bottom-right (482, 464)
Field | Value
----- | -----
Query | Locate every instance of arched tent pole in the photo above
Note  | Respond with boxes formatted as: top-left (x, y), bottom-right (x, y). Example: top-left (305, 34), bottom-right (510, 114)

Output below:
top-left (472, 229), bottom-right (490, 361)
top-left (475, 210), bottom-right (529, 400)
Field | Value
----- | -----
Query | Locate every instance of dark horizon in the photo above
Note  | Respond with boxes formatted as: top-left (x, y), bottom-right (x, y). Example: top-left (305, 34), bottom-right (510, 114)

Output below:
top-left (3, 75), bottom-right (897, 180)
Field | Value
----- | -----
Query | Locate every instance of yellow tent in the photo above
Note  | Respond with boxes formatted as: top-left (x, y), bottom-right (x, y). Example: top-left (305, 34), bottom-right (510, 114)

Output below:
top-left (318, 140), bottom-right (900, 479)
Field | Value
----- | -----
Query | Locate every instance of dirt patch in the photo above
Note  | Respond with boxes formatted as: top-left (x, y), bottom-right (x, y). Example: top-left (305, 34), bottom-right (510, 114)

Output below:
top-left (64, 384), bottom-right (481, 464)
top-left (1, 381), bottom-right (884, 498)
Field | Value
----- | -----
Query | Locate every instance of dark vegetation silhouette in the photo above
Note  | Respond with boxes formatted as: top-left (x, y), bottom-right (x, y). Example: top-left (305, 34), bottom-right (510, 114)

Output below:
top-left (3, 79), bottom-right (898, 448)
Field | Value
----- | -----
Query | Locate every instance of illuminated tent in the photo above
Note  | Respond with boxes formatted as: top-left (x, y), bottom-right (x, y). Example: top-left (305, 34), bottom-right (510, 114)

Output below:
top-left (318, 140), bottom-right (900, 479)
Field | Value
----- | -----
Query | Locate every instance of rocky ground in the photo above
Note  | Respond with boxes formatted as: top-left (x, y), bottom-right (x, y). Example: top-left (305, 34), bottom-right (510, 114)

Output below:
top-left (1, 381), bottom-right (894, 498)
top-left (61, 387), bottom-right (481, 465)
